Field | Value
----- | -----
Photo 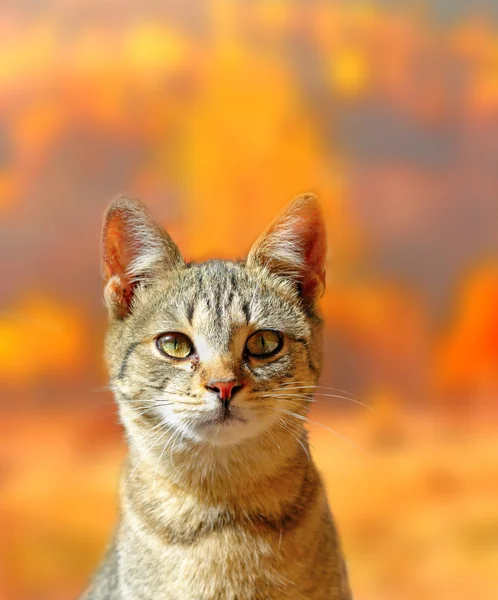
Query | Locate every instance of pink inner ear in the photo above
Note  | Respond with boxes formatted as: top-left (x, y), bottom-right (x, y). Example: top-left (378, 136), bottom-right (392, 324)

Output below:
top-left (101, 196), bottom-right (184, 318)
top-left (306, 212), bottom-right (327, 271)
top-left (248, 194), bottom-right (328, 305)
top-left (282, 198), bottom-right (326, 303)
top-left (102, 210), bottom-right (131, 283)
top-left (102, 208), bottom-right (137, 318)
top-left (302, 211), bottom-right (327, 302)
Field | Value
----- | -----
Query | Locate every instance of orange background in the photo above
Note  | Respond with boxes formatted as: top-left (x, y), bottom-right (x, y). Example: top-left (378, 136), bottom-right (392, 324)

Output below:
top-left (0, 2), bottom-right (497, 599)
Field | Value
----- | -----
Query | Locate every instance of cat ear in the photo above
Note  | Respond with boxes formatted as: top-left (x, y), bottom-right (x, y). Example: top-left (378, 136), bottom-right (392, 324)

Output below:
top-left (247, 193), bottom-right (327, 306)
top-left (101, 196), bottom-right (184, 319)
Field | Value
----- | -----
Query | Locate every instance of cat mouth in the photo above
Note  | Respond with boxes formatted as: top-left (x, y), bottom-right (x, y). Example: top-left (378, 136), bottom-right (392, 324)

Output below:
top-left (199, 411), bottom-right (246, 427)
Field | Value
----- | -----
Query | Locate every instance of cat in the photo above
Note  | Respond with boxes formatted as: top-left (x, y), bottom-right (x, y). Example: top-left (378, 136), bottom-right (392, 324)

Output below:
top-left (82, 193), bottom-right (352, 600)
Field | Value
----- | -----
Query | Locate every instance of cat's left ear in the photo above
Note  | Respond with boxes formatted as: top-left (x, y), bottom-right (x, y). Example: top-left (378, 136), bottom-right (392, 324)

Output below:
top-left (247, 193), bottom-right (327, 306)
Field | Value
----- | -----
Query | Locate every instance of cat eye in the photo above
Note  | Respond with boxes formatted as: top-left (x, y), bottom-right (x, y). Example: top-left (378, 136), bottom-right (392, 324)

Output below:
top-left (245, 330), bottom-right (282, 358)
top-left (156, 332), bottom-right (193, 359)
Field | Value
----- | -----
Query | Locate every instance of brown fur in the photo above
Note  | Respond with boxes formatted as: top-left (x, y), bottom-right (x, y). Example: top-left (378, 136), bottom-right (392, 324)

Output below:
top-left (82, 194), bottom-right (352, 599)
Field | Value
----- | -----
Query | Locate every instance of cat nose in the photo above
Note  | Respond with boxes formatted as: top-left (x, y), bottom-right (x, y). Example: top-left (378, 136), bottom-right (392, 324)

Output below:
top-left (205, 380), bottom-right (243, 405)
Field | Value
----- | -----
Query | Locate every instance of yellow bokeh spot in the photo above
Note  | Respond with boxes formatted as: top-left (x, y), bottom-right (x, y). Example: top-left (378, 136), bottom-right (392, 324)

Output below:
top-left (0, 295), bottom-right (86, 383)
top-left (124, 24), bottom-right (191, 76)
top-left (331, 49), bottom-right (368, 96)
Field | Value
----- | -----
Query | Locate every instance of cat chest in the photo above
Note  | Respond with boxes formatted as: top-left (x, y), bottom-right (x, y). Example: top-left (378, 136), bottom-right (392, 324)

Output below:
top-left (117, 514), bottom-right (290, 600)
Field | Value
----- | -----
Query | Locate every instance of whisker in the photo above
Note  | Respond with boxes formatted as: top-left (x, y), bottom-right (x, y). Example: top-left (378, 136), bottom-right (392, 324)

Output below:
top-left (260, 406), bottom-right (355, 459)
top-left (71, 400), bottom-right (118, 415)
top-left (278, 381), bottom-right (357, 398)
top-left (268, 386), bottom-right (354, 398)
top-left (88, 385), bottom-right (114, 394)
top-left (259, 394), bottom-right (327, 408)
top-left (261, 391), bottom-right (373, 411)
top-left (279, 418), bottom-right (317, 453)
top-left (275, 418), bottom-right (311, 462)
top-left (169, 425), bottom-right (187, 476)
top-left (154, 425), bottom-right (184, 498)
top-left (273, 399), bottom-right (313, 412)
top-left (133, 418), bottom-right (169, 452)
top-left (266, 426), bottom-right (282, 454)
top-left (125, 423), bottom-right (171, 487)
top-left (280, 409), bottom-right (369, 455)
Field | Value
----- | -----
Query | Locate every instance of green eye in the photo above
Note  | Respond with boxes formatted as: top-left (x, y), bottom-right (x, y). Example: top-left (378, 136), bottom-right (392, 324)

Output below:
top-left (246, 330), bottom-right (282, 358)
top-left (156, 332), bottom-right (193, 359)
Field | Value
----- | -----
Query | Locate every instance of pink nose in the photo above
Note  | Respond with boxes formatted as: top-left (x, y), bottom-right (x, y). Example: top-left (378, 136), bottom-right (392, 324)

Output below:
top-left (206, 380), bottom-right (242, 402)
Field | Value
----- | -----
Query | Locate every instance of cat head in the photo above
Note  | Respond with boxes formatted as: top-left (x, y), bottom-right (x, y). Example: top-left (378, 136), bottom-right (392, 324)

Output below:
top-left (102, 194), bottom-right (326, 448)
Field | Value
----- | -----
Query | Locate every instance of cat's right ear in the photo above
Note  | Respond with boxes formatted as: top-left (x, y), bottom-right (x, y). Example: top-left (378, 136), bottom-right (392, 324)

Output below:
top-left (247, 194), bottom-right (327, 307)
top-left (101, 197), bottom-right (184, 319)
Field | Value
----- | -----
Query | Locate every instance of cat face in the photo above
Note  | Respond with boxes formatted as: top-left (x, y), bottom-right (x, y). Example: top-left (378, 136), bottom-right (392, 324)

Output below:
top-left (102, 195), bottom-right (326, 448)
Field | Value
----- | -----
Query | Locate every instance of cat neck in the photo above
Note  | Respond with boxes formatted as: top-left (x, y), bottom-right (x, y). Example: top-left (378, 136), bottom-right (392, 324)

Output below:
top-left (123, 422), bottom-right (310, 508)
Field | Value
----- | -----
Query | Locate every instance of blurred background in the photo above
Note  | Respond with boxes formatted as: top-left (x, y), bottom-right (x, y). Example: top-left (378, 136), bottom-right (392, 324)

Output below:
top-left (0, 1), bottom-right (497, 599)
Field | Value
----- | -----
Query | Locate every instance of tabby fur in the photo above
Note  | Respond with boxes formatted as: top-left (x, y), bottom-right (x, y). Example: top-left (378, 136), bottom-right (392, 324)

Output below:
top-left (82, 194), bottom-right (351, 600)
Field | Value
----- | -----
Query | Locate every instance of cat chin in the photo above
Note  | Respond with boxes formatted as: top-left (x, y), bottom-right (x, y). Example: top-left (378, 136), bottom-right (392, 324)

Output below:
top-left (182, 417), bottom-right (272, 447)
top-left (156, 404), bottom-right (275, 448)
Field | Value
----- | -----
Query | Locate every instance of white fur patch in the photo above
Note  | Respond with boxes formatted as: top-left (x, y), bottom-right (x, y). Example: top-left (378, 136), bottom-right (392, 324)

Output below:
top-left (192, 334), bottom-right (217, 362)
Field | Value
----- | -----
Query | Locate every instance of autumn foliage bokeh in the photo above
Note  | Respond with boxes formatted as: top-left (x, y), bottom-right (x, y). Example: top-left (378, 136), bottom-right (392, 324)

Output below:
top-left (0, 2), bottom-right (497, 599)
